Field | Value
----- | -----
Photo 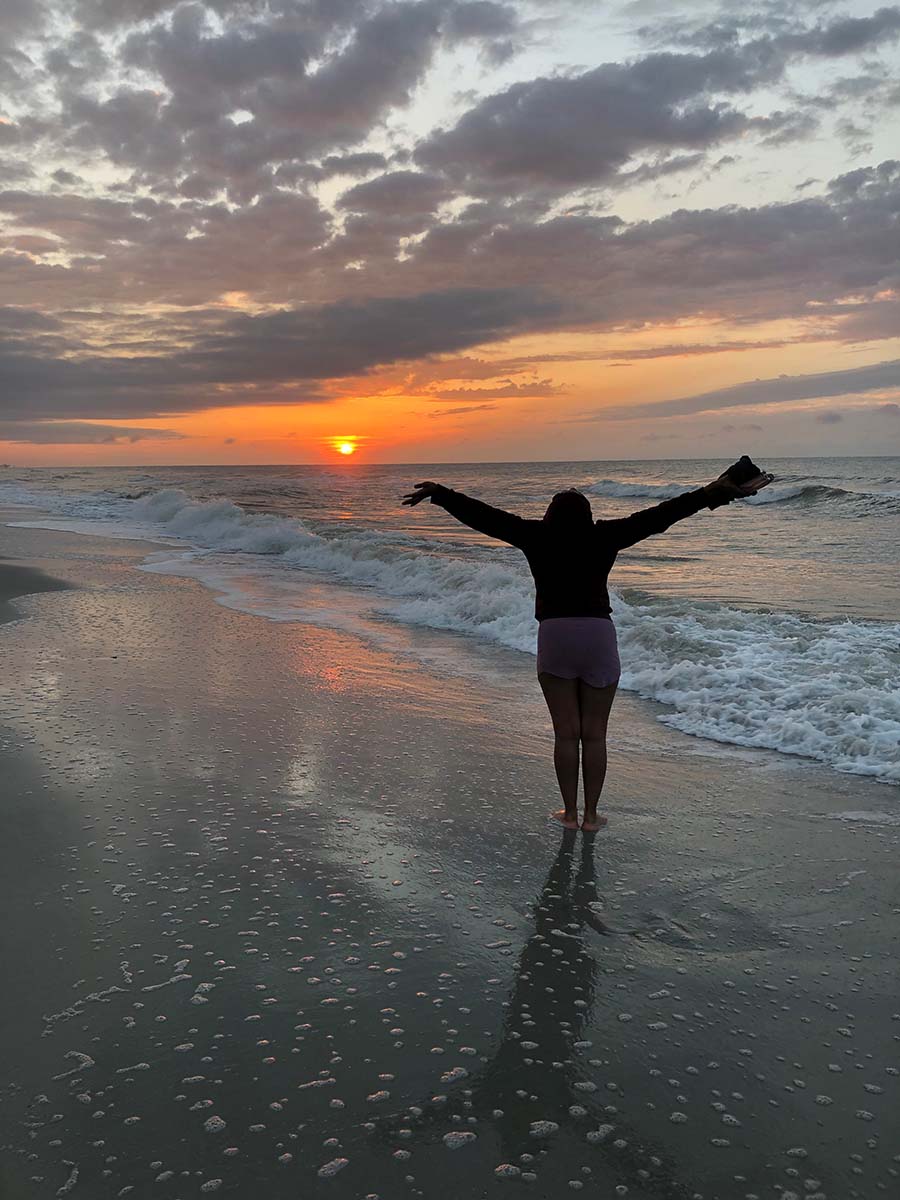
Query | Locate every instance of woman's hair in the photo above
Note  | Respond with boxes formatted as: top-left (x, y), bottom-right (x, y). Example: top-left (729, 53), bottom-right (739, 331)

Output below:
top-left (543, 488), bottom-right (593, 530)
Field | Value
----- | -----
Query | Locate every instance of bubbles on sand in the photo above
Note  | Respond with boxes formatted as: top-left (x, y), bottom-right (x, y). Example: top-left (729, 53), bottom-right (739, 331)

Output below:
top-left (494, 1163), bottom-right (522, 1178)
top-left (529, 1120), bottom-right (559, 1138)
top-left (442, 1131), bottom-right (476, 1149)
top-left (56, 1165), bottom-right (78, 1194)
top-left (586, 1124), bottom-right (616, 1142)
top-left (317, 1158), bottom-right (349, 1178)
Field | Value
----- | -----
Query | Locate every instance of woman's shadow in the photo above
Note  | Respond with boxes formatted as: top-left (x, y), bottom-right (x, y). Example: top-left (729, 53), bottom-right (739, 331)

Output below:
top-left (379, 831), bottom-right (691, 1196)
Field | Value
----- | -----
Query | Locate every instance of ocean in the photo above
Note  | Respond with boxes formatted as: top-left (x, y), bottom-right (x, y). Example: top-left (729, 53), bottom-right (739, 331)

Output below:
top-left (2, 456), bottom-right (898, 784)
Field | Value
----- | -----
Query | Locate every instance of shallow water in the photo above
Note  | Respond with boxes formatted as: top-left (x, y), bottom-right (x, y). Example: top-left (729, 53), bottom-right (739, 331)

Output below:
top-left (3, 457), bottom-right (898, 784)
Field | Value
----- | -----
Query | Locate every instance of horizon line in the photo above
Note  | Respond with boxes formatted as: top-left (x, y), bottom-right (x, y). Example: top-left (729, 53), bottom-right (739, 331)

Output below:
top-left (3, 452), bottom-right (898, 470)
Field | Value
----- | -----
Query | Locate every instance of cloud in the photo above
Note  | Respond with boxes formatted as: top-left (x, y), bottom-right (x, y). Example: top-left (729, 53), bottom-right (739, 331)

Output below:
top-left (319, 151), bottom-right (389, 178)
top-left (399, 161), bottom-right (900, 338)
top-left (445, 2), bottom-right (519, 40)
top-left (414, 8), bottom-right (900, 194)
top-left (414, 49), bottom-right (768, 192)
top-left (0, 420), bottom-right (185, 444)
top-left (653, 4), bottom-right (900, 59)
top-left (338, 171), bottom-right (452, 215)
top-left (791, 7), bottom-right (900, 57)
top-left (3, 0), bottom-right (900, 440)
top-left (0, 306), bottom-right (62, 333)
top-left (597, 358), bottom-right (900, 420)
top-left (0, 286), bottom-right (560, 420)
top-left (756, 109), bottom-right (821, 147)
top-left (430, 377), bottom-right (563, 399)
top-left (0, 0), bottom-right (49, 38)
top-left (815, 409), bottom-right (844, 423)
top-left (50, 2), bottom-right (445, 202)
top-left (428, 401), bottom-right (498, 416)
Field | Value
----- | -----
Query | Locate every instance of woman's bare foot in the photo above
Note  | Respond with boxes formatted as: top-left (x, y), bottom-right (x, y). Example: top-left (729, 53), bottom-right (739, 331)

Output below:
top-left (551, 809), bottom-right (579, 830)
top-left (581, 814), bottom-right (608, 832)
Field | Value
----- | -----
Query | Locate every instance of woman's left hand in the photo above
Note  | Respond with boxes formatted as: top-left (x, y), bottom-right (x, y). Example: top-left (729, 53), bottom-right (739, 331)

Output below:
top-left (704, 470), bottom-right (772, 503)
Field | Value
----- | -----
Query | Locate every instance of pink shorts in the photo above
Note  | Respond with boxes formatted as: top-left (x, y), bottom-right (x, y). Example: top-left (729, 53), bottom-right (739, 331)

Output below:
top-left (536, 617), bottom-right (621, 689)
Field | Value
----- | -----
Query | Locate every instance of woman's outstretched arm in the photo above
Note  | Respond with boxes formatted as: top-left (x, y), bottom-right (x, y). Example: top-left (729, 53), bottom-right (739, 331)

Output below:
top-left (402, 481), bottom-right (529, 547)
top-left (598, 469), bottom-right (769, 551)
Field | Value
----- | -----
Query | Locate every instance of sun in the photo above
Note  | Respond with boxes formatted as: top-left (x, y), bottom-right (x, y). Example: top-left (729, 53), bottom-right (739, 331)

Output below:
top-left (325, 435), bottom-right (362, 457)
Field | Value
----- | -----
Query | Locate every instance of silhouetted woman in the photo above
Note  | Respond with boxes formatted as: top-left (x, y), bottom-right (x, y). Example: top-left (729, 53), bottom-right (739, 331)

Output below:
top-left (403, 468), bottom-right (768, 831)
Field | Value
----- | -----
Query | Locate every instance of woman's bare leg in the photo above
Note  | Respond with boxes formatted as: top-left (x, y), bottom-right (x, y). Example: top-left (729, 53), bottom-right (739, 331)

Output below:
top-left (578, 679), bottom-right (618, 831)
top-left (538, 672), bottom-right (581, 828)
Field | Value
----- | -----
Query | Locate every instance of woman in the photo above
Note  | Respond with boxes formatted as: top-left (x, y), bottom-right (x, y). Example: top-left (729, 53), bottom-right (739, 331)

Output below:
top-left (403, 467), bottom-right (769, 832)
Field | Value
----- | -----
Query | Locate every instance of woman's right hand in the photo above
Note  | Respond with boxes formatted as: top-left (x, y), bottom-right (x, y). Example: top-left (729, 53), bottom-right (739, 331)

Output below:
top-left (402, 481), bottom-right (440, 506)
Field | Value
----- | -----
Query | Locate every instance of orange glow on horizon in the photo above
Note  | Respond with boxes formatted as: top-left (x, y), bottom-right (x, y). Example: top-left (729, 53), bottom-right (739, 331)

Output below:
top-left (4, 318), bottom-right (893, 467)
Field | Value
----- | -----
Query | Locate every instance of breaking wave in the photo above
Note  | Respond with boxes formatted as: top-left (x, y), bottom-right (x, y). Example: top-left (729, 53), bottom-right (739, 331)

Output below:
top-left (3, 481), bottom-right (899, 784)
top-left (584, 477), bottom-right (900, 513)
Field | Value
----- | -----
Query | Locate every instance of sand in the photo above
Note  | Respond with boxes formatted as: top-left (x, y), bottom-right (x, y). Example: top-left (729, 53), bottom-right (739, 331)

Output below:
top-left (0, 516), bottom-right (897, 1200)
top-left (0, 557), bottom-right (70, 625)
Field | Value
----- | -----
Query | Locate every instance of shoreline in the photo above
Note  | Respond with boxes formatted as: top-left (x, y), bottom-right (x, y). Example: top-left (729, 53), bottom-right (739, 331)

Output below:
top-left (1, 519), bottom-right (897, 1199)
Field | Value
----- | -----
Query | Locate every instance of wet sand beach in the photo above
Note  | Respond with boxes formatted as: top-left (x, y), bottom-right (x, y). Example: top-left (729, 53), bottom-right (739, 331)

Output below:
top-left (0, 518), bottom-right (897, 1200)
top-left (0, 557), bottom-right (70, 625)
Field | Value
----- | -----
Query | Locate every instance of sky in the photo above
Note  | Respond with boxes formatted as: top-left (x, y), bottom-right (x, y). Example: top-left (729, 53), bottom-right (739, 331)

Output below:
top-left (1, 0), bottom-right (899, 465)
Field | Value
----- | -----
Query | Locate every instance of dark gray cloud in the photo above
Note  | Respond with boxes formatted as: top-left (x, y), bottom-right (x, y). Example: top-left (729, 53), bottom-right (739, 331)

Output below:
top-left (53, 2), bottom-right (457, 202)
top-left (648, 4), bottom-right (900, 58)
top-left (0, 0), bottom-right (48, 37)
top-left (815, 409), bottom-right (844, 423)
top-left (72, 0), bottom-right (181, 28)
top-left (0, 306), bottom-right (62, 334)
top-left (445, 2), bottom-right (519, 39)
top-left (597, 358), bottom-right (900, 420)
top-left (0, 420), bottom-right (185, 443)
top-left (71, 0), bottom-right (368, 33)
top-left (0, 286), bottom-right (560, 420)
top-left (415, 48), bottom-right (776, 191)
top-left (415, 4), bottom-right (900, 196)
top-left (395, 160), bottom-right (900, 338)
top-left (3, 157), bottom-right (898, 380)
top-left (756, 108), bottom-right (821, 146)
top-left (790, 6), bottom-right (900, 57)
top-left (319, 151), bottom-right (389, 178)
top-left (338, 170), bottom-right (452, 214)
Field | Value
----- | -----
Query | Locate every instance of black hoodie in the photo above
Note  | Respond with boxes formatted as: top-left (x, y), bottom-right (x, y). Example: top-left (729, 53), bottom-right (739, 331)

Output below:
top-left (429, 484), bottom-right (728, 621)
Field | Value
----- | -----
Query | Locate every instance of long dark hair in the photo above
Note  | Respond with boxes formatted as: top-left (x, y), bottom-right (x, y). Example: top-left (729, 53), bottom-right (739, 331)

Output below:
top-left (543, 489), bottom-right (593, 531)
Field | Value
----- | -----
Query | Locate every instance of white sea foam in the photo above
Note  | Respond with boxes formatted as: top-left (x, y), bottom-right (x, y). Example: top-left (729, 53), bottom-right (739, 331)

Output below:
top-left (3, 482), bottom-right (899, 784)
top-left (584, 479), bottom-right (692, 500)
top-left (583, 477), bottom-right (900, 513)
